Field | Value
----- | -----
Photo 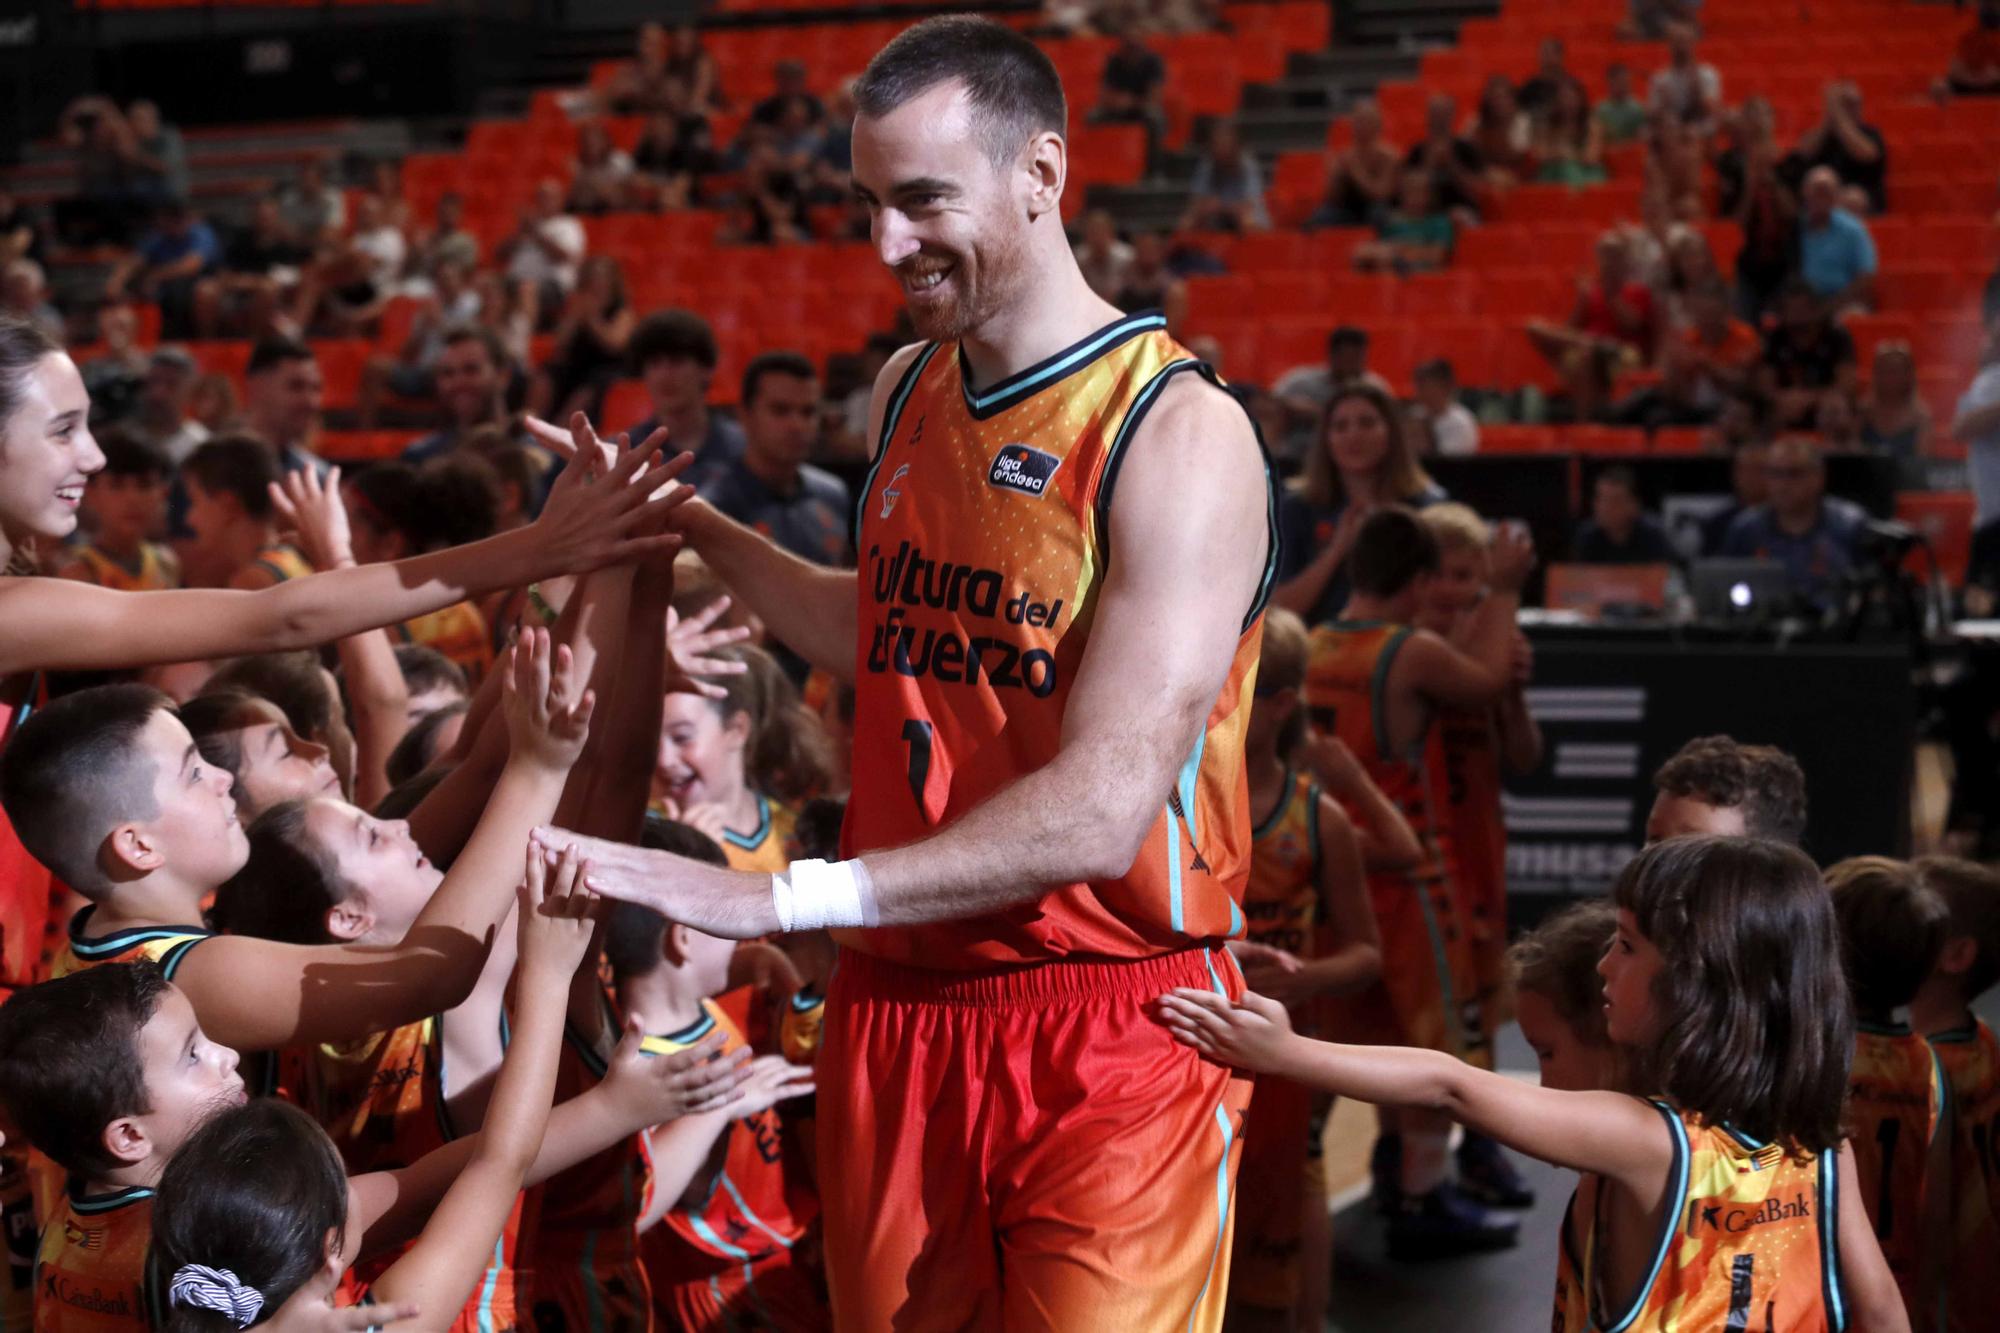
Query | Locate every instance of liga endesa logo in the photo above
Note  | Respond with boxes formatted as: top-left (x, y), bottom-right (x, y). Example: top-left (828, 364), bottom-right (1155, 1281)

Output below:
top-left (988, 444), bottom-right (1062, 498)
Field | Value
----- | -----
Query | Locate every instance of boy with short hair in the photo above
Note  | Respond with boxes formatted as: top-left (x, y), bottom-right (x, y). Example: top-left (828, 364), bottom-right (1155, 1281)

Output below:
top-left (1302, 506), bottom-right (1534, 1258)
top-left (177, 435), bottom-right (312, 589)
top-left (1826, 856), bottom-right (1952, 1320)
top-left (1911, 854), bottom-right (2000, 1333)
top-left (55, 431), bottom-right (180, 592)
top-left (1645, 733), bottom-right (1808, 843)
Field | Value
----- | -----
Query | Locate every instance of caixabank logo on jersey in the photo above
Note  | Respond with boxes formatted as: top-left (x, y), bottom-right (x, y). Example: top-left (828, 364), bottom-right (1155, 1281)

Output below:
top-left (988, 444), bottom-right (1062, 497)
top-left (864, 541), bottom-right (1064, 697)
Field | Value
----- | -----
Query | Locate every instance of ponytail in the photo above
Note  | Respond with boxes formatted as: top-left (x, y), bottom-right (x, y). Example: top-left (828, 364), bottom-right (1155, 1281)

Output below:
top-left (709, 645), bottom-right (834, 804)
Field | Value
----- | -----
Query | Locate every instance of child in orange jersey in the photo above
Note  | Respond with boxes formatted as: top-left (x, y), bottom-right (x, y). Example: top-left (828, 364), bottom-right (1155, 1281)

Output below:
top-left (1909, 855), bottom-right (2000, 1333)
top-left (147, 847), bottom-right (746, 1333)
top-left (1826, 857), bottom-right (1952, 1329)
top-left (1416, 503), bottom-right (1545, 1214)
top-left (1224, 608), bottom-right (1383, 1332)
top-left (1164, 836), bottom-right (1911, 1333)
top-left (56, 431), bottom-right (179, 591)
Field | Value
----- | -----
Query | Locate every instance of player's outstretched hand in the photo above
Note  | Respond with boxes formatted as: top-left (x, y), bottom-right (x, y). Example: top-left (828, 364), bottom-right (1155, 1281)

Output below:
top-left (528, 826), bottom-right (772, 940)
top-left (601, 1015), bottom-right (751, 1123)
top-left (1157, 988), bottom-right (1297, 1075)
top-left (501, 626), bottom-right (596, 772)
top-left (528, 420), bottom-right (695, 576)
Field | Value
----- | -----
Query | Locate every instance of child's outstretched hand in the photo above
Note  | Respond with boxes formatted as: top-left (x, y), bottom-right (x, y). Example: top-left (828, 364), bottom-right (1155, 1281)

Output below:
top-left (517, 843), bottom-right (599, 982)
top-left (600, 1016), bottom-right (752, 1123)
top-left (501, 626), bottom-right (596, 771)
top-left (1157, 989), bottom-right (1298, 1075)
top-left (264, 1286), bottom-right (418, 1333)
top-left (268, 464), bottom-right (355, 571)
top-left (527, 418), bottom-right (694, 576)
top-left (664, 597), bottom-right (751, 701)
top-left (735, 1054), bottom-right (815, 1118)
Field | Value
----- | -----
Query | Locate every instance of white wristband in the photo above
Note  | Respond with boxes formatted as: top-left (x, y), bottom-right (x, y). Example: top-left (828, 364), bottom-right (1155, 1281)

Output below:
top-left (771, 858), bottom-right (874, 932)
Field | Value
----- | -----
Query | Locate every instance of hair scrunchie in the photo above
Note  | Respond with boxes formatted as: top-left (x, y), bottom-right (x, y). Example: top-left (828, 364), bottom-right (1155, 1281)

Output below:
top-left (169, 1264), bottom-right (265, 1328)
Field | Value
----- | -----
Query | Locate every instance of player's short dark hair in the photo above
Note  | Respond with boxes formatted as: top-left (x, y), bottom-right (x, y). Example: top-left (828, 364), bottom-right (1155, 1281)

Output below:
top-left (438, 322), bottom-right (509, 373)
top-left (1347, 506), bottom-right (1440, 599)
top-left (1825, 857), bottom-right (1951, 1017)
top-left (182, 435), bottom-right (281, 520)
top-left (603, 816), bottom-right (731, 980)
top-left (1507, 898), bottom-right (1617, 1048)
top-left (246, 335), bottom-right (314, 379)
top-left (853, 15), bottom-right (1068, 164)
top-left (0, 683), bottom-right (173, 897)
top-left (629, 309), bottom-right (719, 372)
top-left (208, 651), bottom-right (336, 747)
top-left (386, 702), bottom-right (467, 789)
top-left (0, 961), bottom-right (170, 1177)
top-left (1912, 855), bottom-right (2000, 1000)
top-left (1652, 735), bottom-right (1808, 845)
top-left (741, 351), bottom-right (818, 407)
top-left (394, 644), bottom-right (468, 702)
top-left (96, 428), bottom-right (171, 483)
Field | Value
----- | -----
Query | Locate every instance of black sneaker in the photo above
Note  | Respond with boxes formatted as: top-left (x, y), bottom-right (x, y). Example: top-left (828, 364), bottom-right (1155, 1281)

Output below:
top-left (1386, 1183), bottom-right (1521, 1262)
top-left (1456, 1131), bottom-right (1536, 1210)
top-left (1369, 1132), bottom-right (1403, 1214)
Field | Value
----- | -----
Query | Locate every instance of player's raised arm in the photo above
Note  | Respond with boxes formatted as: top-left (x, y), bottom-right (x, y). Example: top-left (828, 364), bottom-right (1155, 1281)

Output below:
top-left (0, 432), bottom-right (690, 677)
top-left (530, 371), bottom-right (1271, 936)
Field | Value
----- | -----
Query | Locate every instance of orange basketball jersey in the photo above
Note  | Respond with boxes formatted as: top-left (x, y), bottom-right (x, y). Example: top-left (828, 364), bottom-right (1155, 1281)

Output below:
top-left (1931, 1019), bottom-right (2000, 1333)
top-left (250, 543), bottom-right (313, 585)
top-left (842, 313), bottom-right (1277, 968)
top-left (69, 544), bottom-right (176, 593)
top-left (33, 1184), bottom-right (159, 1333)
top-left (47, 907), bottom-right (209, 983)
top-left (1563, 1101), bottom-right (1846, 1332)
top-left (396, 602), bottom-right (494, 682)
top-left (1244, 767), bottom-right (1321, 958)
top-left (0, 675), bottom-right (55, 997)
top-left (1847, 1022), bottom-right (1945, 1314)
top-left (720, 795), bottom-right (801, 877)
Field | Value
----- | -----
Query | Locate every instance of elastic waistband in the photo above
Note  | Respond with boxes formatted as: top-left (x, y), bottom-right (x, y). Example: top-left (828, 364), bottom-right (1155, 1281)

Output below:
top-left (831, 945), bottom-right (1236, 1008)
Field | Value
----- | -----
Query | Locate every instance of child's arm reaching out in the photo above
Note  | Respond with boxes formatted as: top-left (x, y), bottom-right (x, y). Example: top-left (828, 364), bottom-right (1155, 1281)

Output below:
top-left (1159, 990), bottom-right (1674, 1194)
top-left (361, 844), bottom-right (595, 1331)
top-left (635, 1054), bottom-right (815, 1233)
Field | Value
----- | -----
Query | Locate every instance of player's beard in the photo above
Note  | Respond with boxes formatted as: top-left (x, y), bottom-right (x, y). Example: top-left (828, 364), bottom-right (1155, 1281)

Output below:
top-left (897, 232), bottom-right (1024, 343)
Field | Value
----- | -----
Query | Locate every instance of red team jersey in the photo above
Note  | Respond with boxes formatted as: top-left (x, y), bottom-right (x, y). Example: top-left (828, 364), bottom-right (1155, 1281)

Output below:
top-left (841, 317), bottom-right (1274, 968)
top-left (1846, 1022), bottom-right (1946, 1316)
top-left (2, 678), bottom-right (56, 1333)
top-left (1930, 1019), bottom-right (2000, 1333)
top-left (1553, 1101), bottom-right (1847, 1332)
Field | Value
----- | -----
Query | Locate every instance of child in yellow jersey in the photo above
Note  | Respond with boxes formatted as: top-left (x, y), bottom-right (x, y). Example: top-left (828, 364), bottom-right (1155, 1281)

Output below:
top-left (1224, 609), bottom-right (1383, 1332)
top-left (55, 432), bottom-right (179, 592)
top-left (1163, 836), bottom-right (1911, 1333)
top-left (177, 437), bottom-right (311, 591)
top-left (1301, 506), bottom-right (1536, 1259)
top-left (1826, 857), bottom-right (1952, 1329)
top-left (1909, 856), bottom-right (2000, 1333)
top-left (604, 820), bottom-right (821, 1333)
top-left (1416, 503), bottom-right (1546, 1215)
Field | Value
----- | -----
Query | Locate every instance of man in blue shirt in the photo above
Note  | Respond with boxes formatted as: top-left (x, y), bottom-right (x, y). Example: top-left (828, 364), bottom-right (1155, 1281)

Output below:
top-left (700, 350), bottom-right (849, 567)
top-left (1719, 436), bottom-right (1866, 612)
top-left (625, 309), bottom-right (746, 491)
top-left (106, 198), bottom-right (220, 338)
top-left (1797, 165), bottom-right (1876, 312)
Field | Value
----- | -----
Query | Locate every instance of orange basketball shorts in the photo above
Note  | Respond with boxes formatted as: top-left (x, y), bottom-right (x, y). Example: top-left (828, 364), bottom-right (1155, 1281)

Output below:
top-left (817, 945), bottom-right (1253, 1331)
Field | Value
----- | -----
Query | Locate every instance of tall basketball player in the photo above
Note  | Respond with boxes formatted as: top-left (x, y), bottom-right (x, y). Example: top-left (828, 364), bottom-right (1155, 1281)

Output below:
top-left (530, 15), bottom-right (1277, 1328)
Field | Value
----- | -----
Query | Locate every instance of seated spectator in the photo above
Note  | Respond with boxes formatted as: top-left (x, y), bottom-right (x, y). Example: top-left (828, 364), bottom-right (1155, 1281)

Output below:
top-left (567, 121), bottom-right (636, 215)
top-left (186, 370), bottom-right (239, 435)
top-left (194, 195), bottom-right (310, 339)
top-left (275, 157), bottom-right (345, 251)
top-left (1644, 111), bottom-right (1708, 222)
top-left (1723, 103), bottom-right (1799, 319)
top-left (807, 80), bottom-right (858, 202)
top-left (239, 336), bottom-right (330, 477)
top-left (664, 23), bottom-right (725, 114)
top-left (54, 95), bottom-right (147, 245)
top-left (363, 158), bottom-right (411, 238)
top-left (1533, 79), bottom-right (1605, 186)
top-left (1111, 230), bottom-right (1179, 313)
top-left (531, 255), bottom-right (634, 422)
top-left (1624, 0), bottom-right (1702, 41)
top-left (1409, 359), bottom-right (1479, 457)
top-left (1464, 76), bottom-right (1532, 190)
top-left (626, 308), bottom-right (745, 487)
top-left (1595, 64), bottom-right (1649, 146)
top-left (1074, 210), bottom-right (1135, 300)
top-left (1708, 386), bottom-right (1777, 454)
top-left (130, 345), bottom-right (209, 464)
top-left (1273, 325), bottom-right (1392, 462)
top-left (1309, 97), bottom-right (1400, 228)
top-left (179, 435), bottom-right (311, 589)
top-left (1573, 466), bottom-right (1678, 565)
top-left (358, 258), bottom-right (485, 426)
top-left (1946, 0), bottom-right (2000, 97)
top-left (1649, 23), bottom-right (1723, 128)
top-left (1655, 227), bottom-right (1719, 330)
top-left (293, 192), bottom-right (407, 335)
top-left (1791, 82), bottom-right (1886, 215)
top-left (1517, 37), bottom-right (1587, 121)
top-left (632, 112), bottom-right (719, 211)
top-left (1404, 94), bottom-right (1485, 217)
top-left (1718, 436), bottom-right (1866, 612)
top-left (1352, 168), bottom-right (1454, 273)
top-left (722, 132), bottom-right (809, 244)
top-left (751, 60), bottom-right (825, 132)
top-left (1676, 279), bottom-right (1761, 413)
top-left (1858, 340), bottom-right (1931, 457)
top-left (56, 428), bottom-right (179, 591)
top-left (602, 21), bottom-right (685, 118)
top-left (1797, 165), bottom-right (1877, 313)
top-left (0, 259), bottom-right (62, 344)
top-left (409, 192), bottom-right (480, 283)
top-left (498, 178), bottom-right (586, 322)
top-left (1959, 325), bottom-right (2000, 527)
top-left (1528, 231), bottom-right (1660, 420)
top-left (104, 198), bottom-right (220, 340)
top-left (702, 352), bottom-right (850, 566)
top-left (404, 324), bottom-right (534, 469)
top-left (1273, 382), bottom-right (1446, 625)
top-left (1090, 19), bottom-right (1167, 147)
top-left (1181, 121), bottom-right (1269, 232)
top-left (123, 100), bottom-right (189, 207)
top-left (1701, 440), bottom-right (1772, 555)
top-left (826, 332), bottom-right (901, 465)
top-left (1814, 389), bottom-right (1863, 450)
top-left (1758, 278), bottom-right (1858, 428)
top-left (80, 304), bottom-right (150, 424)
